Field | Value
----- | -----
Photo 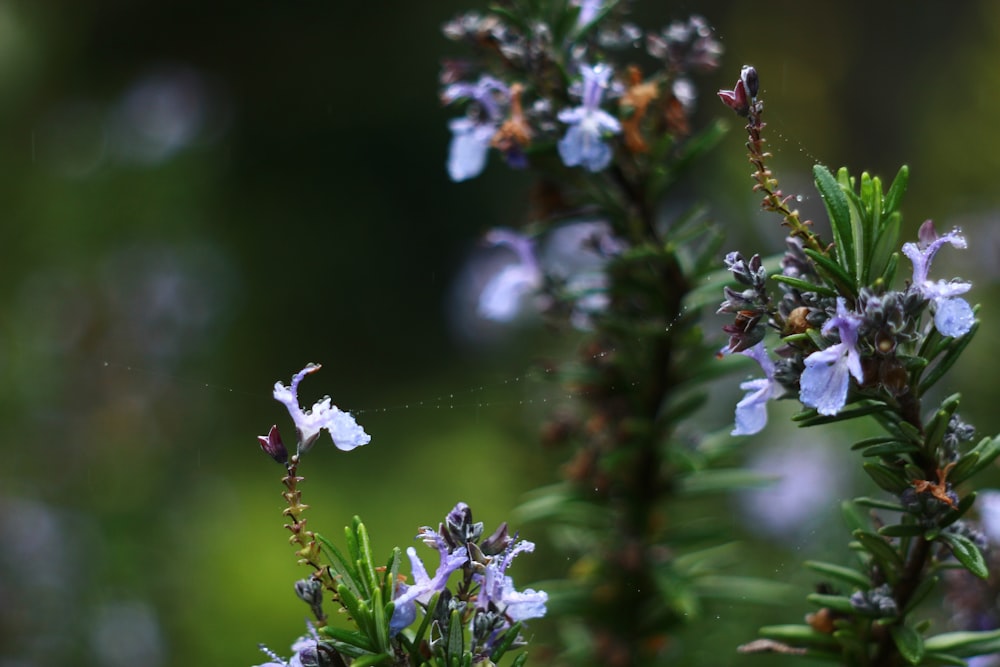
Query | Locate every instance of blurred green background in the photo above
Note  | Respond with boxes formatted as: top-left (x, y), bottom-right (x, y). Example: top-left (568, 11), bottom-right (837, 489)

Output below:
top-left (1, 1), bottom-right (998, 665)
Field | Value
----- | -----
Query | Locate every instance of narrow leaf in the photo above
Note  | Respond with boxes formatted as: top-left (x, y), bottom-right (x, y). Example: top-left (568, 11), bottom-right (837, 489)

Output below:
top-left (880, 524), bottom-right (925, 538)
top-left (814, 164), bottom-right (855, 280)
top-left (918, 320), bottom-right (979, 396)
top-left (803, 247), bottom-right (857, 297)
top-left (854, 530), bottom-right (905, 569)
top-left (862, 462), bottom-right (910, 494)
top-left (804, 560), bottom-right (871, 589)
top-left (902, 575), bottom-right (939, 616)
top-left (758, 624), bottom-right (841, 648)
top-left (853, 496), bottom-right (906, 512)
top-left (939, 532), bottom-right (989, 579)
top-left (890, 623), bottom-right (925, 665)
top-left (807, 593), bottom-right (858, 615)
top-left (771, 274), bottom-right (838, 297)
top-left (925, 628), bottom-right (1000, 656)
top-left (882, 164), bottom-right (910, 217)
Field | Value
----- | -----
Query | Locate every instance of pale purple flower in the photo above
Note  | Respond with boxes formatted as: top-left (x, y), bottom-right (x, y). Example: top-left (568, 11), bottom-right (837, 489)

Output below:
top-left (739, 439), bottom-right (847, 540)
top-left (799, 298), bottom-right (864, 416)
top-left (557, 63), bottom-right (621, 172)
top-left (571, 0), bottom-right (602, 26)
top-left (273, 364), bottom-right (371, 453)
top-left (477, 229), bottom-right (542, 321)
top-left (390, 528), bottom-right (469, 634)
top-left (474, 539), bottom-right (547, 621)
top-left (444, 76), bottom-right (510, 181)
top-left (730, 342), bottom-right (779, 436)
top-left (976, 490), bottom-right (1000, 546)
top-left (902, 220), bottom-right (975, 338)
top-left (253, 623), bottom-right (321, 667)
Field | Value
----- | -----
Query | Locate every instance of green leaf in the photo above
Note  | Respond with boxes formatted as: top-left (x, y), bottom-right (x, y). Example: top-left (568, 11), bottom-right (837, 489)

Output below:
top-left (923, 394), bottom-right (963, 455)
top-left (891, 623), bottom-right (925, 665)
top-left (953, 435), bottom-right (1000, 484)
top-left (861, 442), bottom-right (921, 458)
top-left (771, 274), bottom-right (838, 297)
top-left (862, 462), bottom-right (910, 494)
top-left (319, 624), bottom-right (376, 654)
top-left (804, 560), bottom-right (871, 589)
top-left (807, 593), bottom-right (857, 615)
top-left (902, 575), bottom-right (939, 616)
top-left (692, 575), bottom-right (796, 605)
top-left (841, 500), bottom-right (869, 534)
top-left (447, 607), bottom-right (464, 657)
top-left (758, 624), bottom-right (841, 648)
top-left (315, 532), bottom-right (363, 597)
top-left (350, 653), bottom-right (393, 667)
top-left (814, 164), bottom-right (855, 281)
top-left (854, 530), bottom-right (904, 570)
top-left (936, 491), bottom-right (977, 530)
top-left (355, 520), bottom-right (378, 596)
top-left (489, 621), bottom-right (524, 662)
top-left (851, 436), bottom-right (907, 450)
top-left (882, 164), bottom-right (910, 217)
top-left (879, 248), bottom-right (900, 285)
top-left (871, 215), bottom-right (902, 283)
top-left (925, 628), bottom-right (1000, 657)
top-left (803, 247), bottom-right (857, 298)
top-left (794, 400), bottom-right (890, 427)
top-left (948, 450), bottom-right (981, 486)
top-left (939, 532), bottom-right (989, 579)
top-left (490, 621), bottom-right (521, 662)
top-left (853, 496), bottom-right (906, 512)
top-left (677, 468), bottom-right (777, 495)
top-left (880, 523), bottom-right (925, 538)
top-left (918, 319), bottom-right (979, 396)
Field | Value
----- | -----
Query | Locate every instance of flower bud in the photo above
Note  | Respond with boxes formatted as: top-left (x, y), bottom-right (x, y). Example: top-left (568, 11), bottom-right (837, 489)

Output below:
top-left (258, 425), bottom-right (288, 465)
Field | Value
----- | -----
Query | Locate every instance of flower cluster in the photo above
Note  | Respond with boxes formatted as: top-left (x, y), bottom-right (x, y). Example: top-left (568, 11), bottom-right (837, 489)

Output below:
top-left (720, 66), bottom-right (1000, 666)
top-left (253, 369), bottom-right (544, 665)
top-left (440, 8), bottom-right (723, 180)
top-left (472, 221), bottom-right (623, 330)
top-left (722, 218), bottom-right (976, 435)
top-left (390, 502), bottom-right (547, 657)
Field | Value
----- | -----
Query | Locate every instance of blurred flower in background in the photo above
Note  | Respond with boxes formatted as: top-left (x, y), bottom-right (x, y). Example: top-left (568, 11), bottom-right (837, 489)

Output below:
top-left (737, 438), bottom-right (850, 542)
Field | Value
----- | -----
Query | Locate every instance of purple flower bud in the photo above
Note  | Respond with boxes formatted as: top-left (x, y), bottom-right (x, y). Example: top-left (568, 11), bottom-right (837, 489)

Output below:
top-left (258, 425), bottom-right (288, 465)
top-left (718, 65), bottom-right (757, 117)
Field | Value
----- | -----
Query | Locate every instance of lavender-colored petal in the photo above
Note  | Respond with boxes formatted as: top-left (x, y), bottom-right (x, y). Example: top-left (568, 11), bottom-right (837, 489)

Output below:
top-left (498, 581), bottom-right (548, 621)
top-left (934, 296), bottom-right (975, 338)
top-left (447, 118), bottom-right (495, 182)
top-left (390, 545), bottom-right (468, 634)
top-left (478, 264), bottom-right (540, 321)
top-left (558, 121), bottom-right (614, 172)
top-left (730, 342), bottom-right (777, 436)
top-left (800, 343), bottom-right (852, 416)
top-left (733, 378), bottom-right (772, 436)
top-left (323, 409), bottom-right (370, 451)
top-left (388, 585), bottom-right (417, 635)
top-left (572, 0), bottom-right (602, 26)
top-left (273, 366), bottom-right (371, 453)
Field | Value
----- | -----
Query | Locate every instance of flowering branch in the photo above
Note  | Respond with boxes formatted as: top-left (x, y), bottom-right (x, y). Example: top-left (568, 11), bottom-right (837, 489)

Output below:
top-left (718, 65), bottom-right (1000, 666)
top-left (252, 366), bottom-right (546, 667)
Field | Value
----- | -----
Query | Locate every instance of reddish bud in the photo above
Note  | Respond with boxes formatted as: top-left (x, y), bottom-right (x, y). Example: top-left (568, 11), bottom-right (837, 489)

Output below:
top-left (258, 425), bottom-right (288, 465)
top-left (718, 65), bottom-right (758, 117)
